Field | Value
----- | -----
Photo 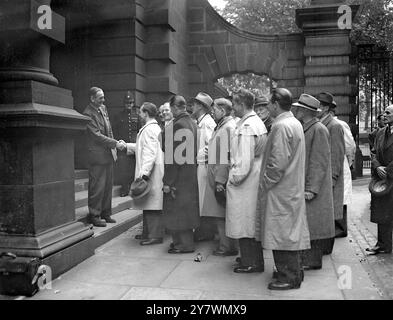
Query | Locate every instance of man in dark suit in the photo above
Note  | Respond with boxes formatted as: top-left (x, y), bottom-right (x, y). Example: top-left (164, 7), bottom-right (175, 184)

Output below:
top-left (317, 92), bottom-right (345, 254)
top-left (367, 105), bottom-right (393, 255)
top-left (83, 87), bottom-right (126, 227)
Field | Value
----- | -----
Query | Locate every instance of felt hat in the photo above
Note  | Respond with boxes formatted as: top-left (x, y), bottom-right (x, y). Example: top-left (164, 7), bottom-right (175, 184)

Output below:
top-left (317, 92), bottom-right (336, 108)
top-left (368, 177), bottom-right (393, 197)
top-left (129, 177), bottom-right (151, 200)
top-left (254, 96), bottom-right (270, 108)
top-left (292, 93), bottom-right (321, 112)
top-left (191, 92), bottom-right (214, 110)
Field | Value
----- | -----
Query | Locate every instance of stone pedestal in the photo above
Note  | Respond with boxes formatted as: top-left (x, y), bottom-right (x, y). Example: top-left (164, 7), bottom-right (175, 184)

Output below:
top-left (0, 0), bottom-right (94, 279)
top-left (296, 0), bottom-right (359, 125)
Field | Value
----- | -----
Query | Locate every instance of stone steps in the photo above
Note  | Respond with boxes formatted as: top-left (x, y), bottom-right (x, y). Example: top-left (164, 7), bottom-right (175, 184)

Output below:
top-left (75, 185), bottom-right (122, 209)
top-left (74, 170), bottom-right (141, 250)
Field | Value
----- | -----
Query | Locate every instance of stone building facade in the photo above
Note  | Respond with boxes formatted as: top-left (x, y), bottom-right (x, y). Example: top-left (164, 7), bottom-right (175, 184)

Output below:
top-left (0, 0), bottom-right (359, 277)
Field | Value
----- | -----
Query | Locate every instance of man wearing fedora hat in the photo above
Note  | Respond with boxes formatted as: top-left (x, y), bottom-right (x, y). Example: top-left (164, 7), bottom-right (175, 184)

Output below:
top-left (254, 95), bottom-right (274, 133)
top-left (317, 92), bottom-right (345, 255)
top-left (126, 102), bottom-right (165, 246)
top-left (292, 94), bottom-right (335, 270)
top-left (367, 104), bottom-right (393, 255)
top-left (190, 92), bottom-right (218, 242)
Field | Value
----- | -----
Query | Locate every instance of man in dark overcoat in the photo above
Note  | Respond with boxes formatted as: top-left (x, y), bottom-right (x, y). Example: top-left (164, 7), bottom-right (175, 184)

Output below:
top-left (83, 87), bottom-right (126, 227)
top-left (163, 95), bottom-right (200, 253)
top-left (317, 92), bottom-right (345, 255)
top-left (292, 94), bottom-right (335, 269)
top-left (367, 105), bottom-right (393, 255)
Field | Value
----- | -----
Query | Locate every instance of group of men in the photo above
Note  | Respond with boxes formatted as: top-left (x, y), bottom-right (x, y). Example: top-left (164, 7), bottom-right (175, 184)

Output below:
top-left (83, 85), bottom-right (362, 291)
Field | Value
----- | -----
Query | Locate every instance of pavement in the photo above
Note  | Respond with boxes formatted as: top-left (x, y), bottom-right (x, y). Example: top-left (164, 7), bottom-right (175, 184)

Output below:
top-left (1, 175), bottom-right (389, 300)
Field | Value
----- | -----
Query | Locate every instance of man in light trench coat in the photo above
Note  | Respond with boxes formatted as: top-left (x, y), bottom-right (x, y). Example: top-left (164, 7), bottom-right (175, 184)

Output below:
top-left (256, 88), bottom-right (310, 290)
top-left (126, 102), bottom-right (164, 245)
top-left (292, 94), bottom-right (335, 270)
top-left (191, 92), bottom-right (217, 242)
top-left (201, 98), bottom-right (238, 256)
top-left (226, 89), bottom-right (267, 273)
top-left (317, 92), bottom-right (345, 254)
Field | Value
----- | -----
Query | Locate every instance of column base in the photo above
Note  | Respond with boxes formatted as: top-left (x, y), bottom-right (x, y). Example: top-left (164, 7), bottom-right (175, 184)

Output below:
top-left (0, 221), bottom-right (94, 258)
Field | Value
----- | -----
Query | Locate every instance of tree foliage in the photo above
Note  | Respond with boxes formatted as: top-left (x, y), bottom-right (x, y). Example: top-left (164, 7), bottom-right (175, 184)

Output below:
top-left (217, 73), bottom-right (274, 98)
top-left (218, 0), bottom-right (310, 34)
top-left (349, 0), bottom-right (393, 53)
top-left (216, 0), bottom-right (393, 52)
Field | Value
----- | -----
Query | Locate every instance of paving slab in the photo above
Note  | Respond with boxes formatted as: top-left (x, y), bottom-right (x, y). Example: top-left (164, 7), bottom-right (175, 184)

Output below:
top-left (121, 287), bottom-right (203, 300)
top-left (160, 259), bottom-right (271, 296)
top-left (59, 254), bottom-right (180, 287)
top-left (28, 279), bottom-right (130, 300)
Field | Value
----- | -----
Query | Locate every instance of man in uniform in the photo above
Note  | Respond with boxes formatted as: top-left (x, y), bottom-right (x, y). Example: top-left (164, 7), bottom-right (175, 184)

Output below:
top-left (113, 91), bottom-right (140, 197)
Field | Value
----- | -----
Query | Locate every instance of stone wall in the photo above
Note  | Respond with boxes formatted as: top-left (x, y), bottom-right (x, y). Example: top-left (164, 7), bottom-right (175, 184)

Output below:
top-left (187, 0), bottom-right (305, 99)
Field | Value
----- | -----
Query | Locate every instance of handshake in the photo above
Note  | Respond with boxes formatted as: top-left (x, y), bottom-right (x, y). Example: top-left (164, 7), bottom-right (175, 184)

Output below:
top-left (116, 140), bottom-right (127, 151)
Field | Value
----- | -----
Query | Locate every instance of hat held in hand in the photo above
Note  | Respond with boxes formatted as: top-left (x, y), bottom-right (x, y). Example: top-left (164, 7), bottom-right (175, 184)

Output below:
top-left (129, 177), bottom-right (151, 200)
top-left (369, 177), bottom-right (393, 197)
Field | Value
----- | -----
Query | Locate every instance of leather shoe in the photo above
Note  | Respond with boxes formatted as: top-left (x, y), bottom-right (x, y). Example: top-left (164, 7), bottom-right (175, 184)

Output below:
top-left (120, 192), bottom-right (129, 197)
top-left (273, 271), bottom-right (304, 282)
top-left (89, 217), bottom-right (107, 228)
top-left (366, 246), bottom-right (392, 255)
top-left (135, 234), bottom-right (147, 240)
top-left (168, 248), bottom-right (195, 254)
top-left (140, 238), bottom-right (163, 246)
top-left (102, 217), bottom-right (116, 224)
top-left (213, 249), bottom-right (239, 257)
top-left (268, 280), bottom-right (300, 290)
top-left (233, 265), bottom-right (264, 273)
top-left (302, 265), bottom-right (322, 271)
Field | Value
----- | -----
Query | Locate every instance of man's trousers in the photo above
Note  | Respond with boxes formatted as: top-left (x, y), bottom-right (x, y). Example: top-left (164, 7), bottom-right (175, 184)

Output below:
top-left (273, 250), bottom-right (303, 286)
top-left (143, 210), bottom-right (164, 239)
top-left (88, 163), bottom-right (113, 219)
top-left (117, 154), bottom-right (135, 194)
top-left (302, 239), bottom-right (324, 268)
top-left (170, 229), bottom-right (195, 251)
top-left (239, 238), bottom-right (264, 268)
top-left (216, 218), bottom-right (237, 253)
top-left (376, 223), bottom-right (393, 252)
top-left (335, 205), bottom-right (348, 238)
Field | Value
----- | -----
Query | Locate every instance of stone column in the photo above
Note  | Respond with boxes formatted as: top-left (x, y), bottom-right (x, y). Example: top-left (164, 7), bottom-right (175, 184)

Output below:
top-left (0, 0), bottom-right (94, 278)
top-left (296, 0), bottom-right (359, 125)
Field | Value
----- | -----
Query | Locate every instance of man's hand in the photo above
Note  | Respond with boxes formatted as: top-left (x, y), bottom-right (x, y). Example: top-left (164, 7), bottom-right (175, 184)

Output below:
top-left (305, 191), bottom-right (315, 201)
top-left (116, 141), bottom-right (127, 151)
top-left (376, 166), bottom-right (387, 179)
top-left (216, 183), bottom-right (225, 193)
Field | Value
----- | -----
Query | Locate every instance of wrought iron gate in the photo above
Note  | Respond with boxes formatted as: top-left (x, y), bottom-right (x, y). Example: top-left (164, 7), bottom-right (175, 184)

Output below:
top-left (358, 45), bottom-right (393, 133)
top-left (357, 45), bottom-right (393, 168)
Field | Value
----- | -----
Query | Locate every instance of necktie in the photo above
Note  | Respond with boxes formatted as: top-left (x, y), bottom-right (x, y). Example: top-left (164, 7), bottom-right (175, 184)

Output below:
top-left (100, 106), bottom-right (117, 162)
